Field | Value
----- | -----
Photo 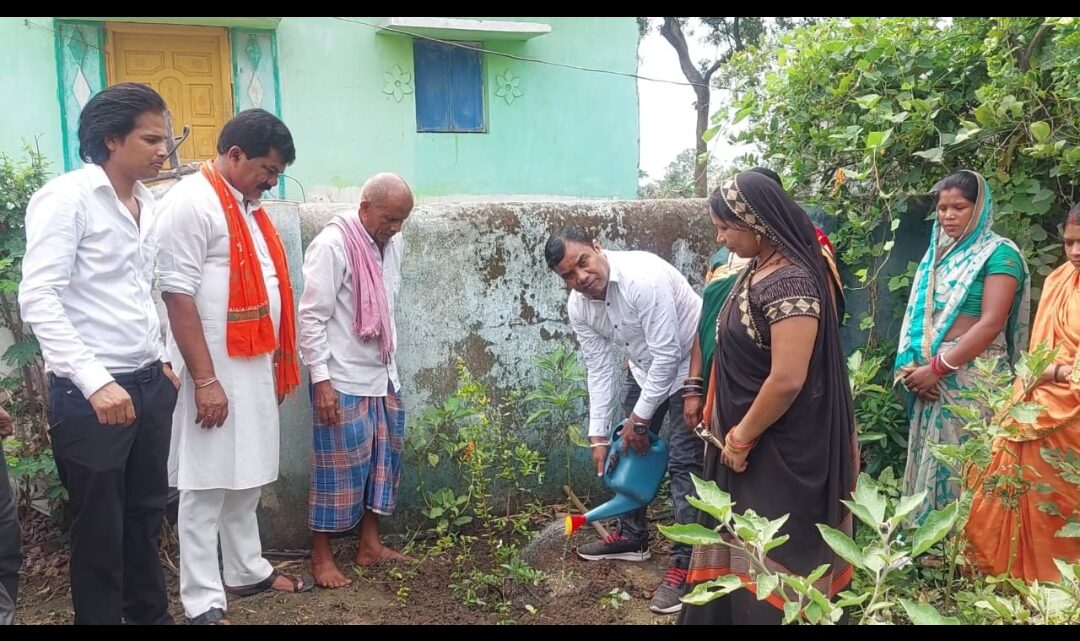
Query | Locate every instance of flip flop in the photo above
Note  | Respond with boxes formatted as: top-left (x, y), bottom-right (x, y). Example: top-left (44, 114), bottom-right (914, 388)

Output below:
top-left (226, 569), bottom-right (315, 597)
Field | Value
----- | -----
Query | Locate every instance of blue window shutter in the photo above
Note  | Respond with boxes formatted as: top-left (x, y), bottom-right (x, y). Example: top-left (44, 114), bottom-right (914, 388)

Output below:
top-left (414, 40), bottom-right (451, 131)
top-left (413, 39), bottom-right (484, 133)
top-left (448, 45), bottom-right (484, 132)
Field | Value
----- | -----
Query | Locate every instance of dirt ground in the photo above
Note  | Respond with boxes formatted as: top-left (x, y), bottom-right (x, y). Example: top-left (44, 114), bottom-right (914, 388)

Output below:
top-left (15, 504), bottom-right (680, 625)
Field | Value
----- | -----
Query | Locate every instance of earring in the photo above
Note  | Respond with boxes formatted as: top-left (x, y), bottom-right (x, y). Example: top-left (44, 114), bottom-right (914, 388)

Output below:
top-left (755, 233), bottom-right (762, 247)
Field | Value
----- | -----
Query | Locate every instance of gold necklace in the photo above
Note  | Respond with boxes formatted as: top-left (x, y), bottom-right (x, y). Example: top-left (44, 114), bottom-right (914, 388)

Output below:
top-left (754, 250), bottom-right (785, 274)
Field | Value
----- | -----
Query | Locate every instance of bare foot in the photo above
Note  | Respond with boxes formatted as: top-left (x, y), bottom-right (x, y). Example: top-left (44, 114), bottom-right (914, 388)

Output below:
top-left (312, 557), bottom-right (353, 589)
top-left (355, 544), bottom-right (415, 566)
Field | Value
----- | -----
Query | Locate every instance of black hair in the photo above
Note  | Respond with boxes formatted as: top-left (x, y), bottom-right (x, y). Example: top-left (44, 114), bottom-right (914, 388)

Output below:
top-left (78, 82), bottom-right (167, 165)
top-left (931, 170), bottom-right (979, 204)
top-left (217, 108), bottom-right (296, 165)
top-left (544, 227), bottom-right (595, 270)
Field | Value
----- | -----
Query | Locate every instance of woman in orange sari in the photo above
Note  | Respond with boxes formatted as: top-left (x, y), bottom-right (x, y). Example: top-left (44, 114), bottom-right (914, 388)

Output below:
top-left (966, 205), bottom-right (1080, 581)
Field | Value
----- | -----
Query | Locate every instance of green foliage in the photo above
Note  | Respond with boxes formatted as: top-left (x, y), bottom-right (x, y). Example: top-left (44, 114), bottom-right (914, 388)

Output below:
top-left (848, 349), bottom-right (909, 475)
top-left (0, 145), bottom-right (49, 291)
top-left (933, 343), bottom-right (1057, 514)
top-left (1040, 445), bottom-right (1080, 539)
top-left (3, 429), bottom-right (67, 523)
top-left (522, 345), bottom-right (589, 485)
top-left (600, 587), bottom-right (631, 610)
top-left (0, 147), bottom-right (49, 392)
top-left (408, 358), bottom-right (546, 541)
top-left (639, 148), bottom-right (728, 199)
top-left (661, 471), bottom-right (1080, 624)
top-left (663, 473), bottom-right (959, 624)
top-left (0, 147), bottom-right (60, 523)
top-left (712, 18), bottom-right (1080, 526)
top-left (715, 16), bottom-right (1079, 358)
top-left (405, 351), bottom-right (582, 618)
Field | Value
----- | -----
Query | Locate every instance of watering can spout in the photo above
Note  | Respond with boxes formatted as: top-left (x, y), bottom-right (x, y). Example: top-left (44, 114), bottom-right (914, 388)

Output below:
top-left (564, 493), bottom-right (646, 537)
top-left (583, 493), bottom-right (644, 525)
top-left (565, 513), bottom-right (586, 536)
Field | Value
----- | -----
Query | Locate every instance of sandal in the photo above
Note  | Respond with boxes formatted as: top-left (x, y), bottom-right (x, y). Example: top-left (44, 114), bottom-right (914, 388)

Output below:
top-left (225, 569), bottom-right (314, 597)
top-left (187, 607), bottom-right (229, 625)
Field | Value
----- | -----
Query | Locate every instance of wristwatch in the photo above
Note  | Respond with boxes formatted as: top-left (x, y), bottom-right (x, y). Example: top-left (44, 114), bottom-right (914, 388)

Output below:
top-left (632, 421), bottom-right (649, 435)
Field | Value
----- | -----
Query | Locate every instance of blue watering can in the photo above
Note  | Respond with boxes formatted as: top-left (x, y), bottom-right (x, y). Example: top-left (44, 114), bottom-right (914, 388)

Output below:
top-left (565, 424), bottom-right (669, 535)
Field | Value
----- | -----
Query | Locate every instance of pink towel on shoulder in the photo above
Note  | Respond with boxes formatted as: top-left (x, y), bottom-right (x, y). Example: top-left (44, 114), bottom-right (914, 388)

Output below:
top-left (328, 214), bottom-right (394, 363)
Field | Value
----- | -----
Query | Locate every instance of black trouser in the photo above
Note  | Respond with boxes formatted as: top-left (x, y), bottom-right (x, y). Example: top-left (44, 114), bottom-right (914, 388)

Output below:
top-left (618, 375), bottom-right (705, 566)
top-left (0, 453), bottom-right (19, 625)
top-left (48, 362), bottom-right (177, 625)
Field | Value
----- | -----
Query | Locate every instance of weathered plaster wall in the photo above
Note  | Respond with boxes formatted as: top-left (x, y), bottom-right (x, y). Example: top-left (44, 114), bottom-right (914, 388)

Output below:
top-left (259, 198), bottom-right (717, 547)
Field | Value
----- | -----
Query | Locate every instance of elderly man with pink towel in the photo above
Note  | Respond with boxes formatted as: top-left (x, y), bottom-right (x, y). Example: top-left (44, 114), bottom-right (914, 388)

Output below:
top-left (298, 173), bottom-right (415, 588)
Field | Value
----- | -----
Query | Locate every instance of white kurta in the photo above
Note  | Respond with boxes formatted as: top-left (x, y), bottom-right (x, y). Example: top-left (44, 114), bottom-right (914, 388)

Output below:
top-left (155, 173), bottom-right (282, 491)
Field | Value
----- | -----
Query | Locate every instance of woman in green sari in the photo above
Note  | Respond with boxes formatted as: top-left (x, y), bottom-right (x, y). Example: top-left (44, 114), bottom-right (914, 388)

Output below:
top-left (895, 170), bottom-right (1030, 524)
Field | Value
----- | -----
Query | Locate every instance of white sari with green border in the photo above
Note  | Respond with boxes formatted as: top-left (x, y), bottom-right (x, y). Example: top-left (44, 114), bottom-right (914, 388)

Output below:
top-left (894, 171), bottom-right (1030, 523)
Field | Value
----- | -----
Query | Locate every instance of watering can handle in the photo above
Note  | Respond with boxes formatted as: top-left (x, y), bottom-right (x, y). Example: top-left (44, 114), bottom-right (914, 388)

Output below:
top-left (605, 431), bottom-right (660, 475)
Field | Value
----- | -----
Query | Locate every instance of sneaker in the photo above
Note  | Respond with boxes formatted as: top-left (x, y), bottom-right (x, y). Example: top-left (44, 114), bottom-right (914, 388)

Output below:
top-left (576, 532), bottom-right (651, 562)
top-left (649, 565), bottom-right (688, 614)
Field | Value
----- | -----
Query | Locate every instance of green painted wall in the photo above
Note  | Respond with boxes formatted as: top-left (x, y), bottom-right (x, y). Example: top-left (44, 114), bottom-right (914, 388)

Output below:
top-left (0, 17), bottom-right (640, 199)
top-left (271, 17), bottom-right (641, 199)
top-left (0, 18), bottom-right (64, 167)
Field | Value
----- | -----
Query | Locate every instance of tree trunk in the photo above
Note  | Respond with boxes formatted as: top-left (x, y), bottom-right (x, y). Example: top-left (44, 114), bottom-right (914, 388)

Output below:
top-left (694, 97), bottom-right (710, 197)
top-left (660, 18), bottom-right (712, 197)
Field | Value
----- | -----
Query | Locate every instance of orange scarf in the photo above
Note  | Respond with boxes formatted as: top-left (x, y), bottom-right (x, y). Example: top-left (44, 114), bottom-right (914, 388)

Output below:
top-left (199, 161), bottom-right (300, 398)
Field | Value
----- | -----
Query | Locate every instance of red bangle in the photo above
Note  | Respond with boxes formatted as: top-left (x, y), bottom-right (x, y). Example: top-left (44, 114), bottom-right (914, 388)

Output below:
top-left (930, 355), bottom-right (950, 377)
top-left (726, 431), bottom-right (757, 451)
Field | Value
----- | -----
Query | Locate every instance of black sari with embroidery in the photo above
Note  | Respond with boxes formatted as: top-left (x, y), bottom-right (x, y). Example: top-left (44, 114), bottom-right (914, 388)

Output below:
top-left (678, 173), bottom-right (857, 625)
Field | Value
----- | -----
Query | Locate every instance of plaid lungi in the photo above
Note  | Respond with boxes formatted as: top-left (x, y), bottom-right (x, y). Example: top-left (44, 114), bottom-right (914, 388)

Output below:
top-left (309, 383), bottom-right (405, 532)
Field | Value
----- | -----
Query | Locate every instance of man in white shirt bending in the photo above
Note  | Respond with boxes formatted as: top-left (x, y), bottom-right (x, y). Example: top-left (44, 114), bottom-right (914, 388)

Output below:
top-left (298, 173), bottom-right (414, 589)
top-left (545, 227), bottom-right (704, 615)
top-left (19, 83), bottom-right (179, 625)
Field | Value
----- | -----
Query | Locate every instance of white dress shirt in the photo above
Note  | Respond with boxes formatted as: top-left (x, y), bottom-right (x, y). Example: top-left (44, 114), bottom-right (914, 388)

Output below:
top-left (299, 220), bottom-right (402, 397)
top-left (567, 250), bottom-right (702, 438)
top-left (19, 164), bottom-right (165, 397)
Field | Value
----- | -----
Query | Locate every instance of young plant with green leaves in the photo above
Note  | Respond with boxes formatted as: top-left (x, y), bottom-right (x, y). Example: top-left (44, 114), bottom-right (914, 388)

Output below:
top-left (927, 344), bottom-right (1057, 602)
top-left (849, 349), bottom-right (909, 476)
top-left (661, 473), bottom-right (959, 624)
top-left (523, 346), bottom-right (589, 485)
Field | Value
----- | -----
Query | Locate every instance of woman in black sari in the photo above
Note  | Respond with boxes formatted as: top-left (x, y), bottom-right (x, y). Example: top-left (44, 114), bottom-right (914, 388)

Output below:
top-left (679, 171), bottom-right (857, 625)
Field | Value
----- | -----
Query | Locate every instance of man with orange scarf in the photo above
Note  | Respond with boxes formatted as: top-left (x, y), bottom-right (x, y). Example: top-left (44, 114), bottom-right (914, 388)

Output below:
top-left (966, 205), bottom-right (1080, 582)
top-left (156, 110), bottom-right (307, 625)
